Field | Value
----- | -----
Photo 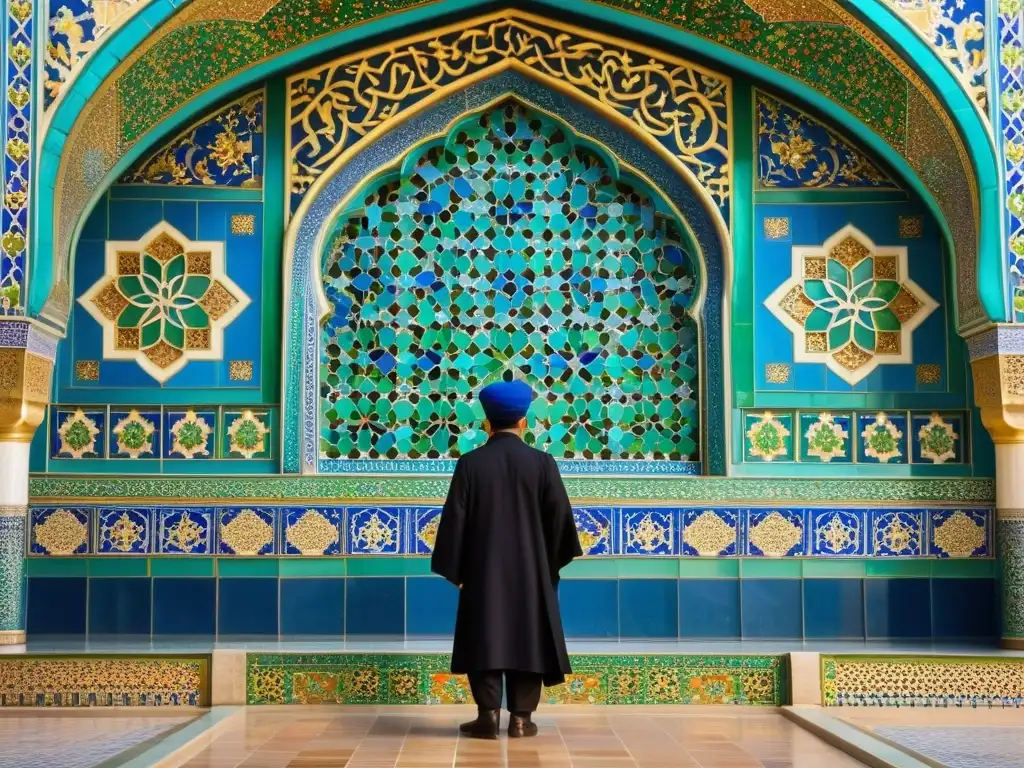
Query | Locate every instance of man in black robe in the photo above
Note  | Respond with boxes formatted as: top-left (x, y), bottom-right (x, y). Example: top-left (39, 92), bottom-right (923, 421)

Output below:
top-left (431, 379), bottom-right (582, 739)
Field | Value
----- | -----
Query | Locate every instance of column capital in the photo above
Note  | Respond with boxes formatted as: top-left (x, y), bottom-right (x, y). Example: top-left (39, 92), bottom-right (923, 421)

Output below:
top-left (0, 319), bottom-right (57, 443)
top-left (966, 325), bottom-right (1024, 443)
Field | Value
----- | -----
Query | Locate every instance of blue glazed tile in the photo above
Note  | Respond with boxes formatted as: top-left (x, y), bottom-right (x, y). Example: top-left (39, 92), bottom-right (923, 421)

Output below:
top-left (928, 508), bottom-right (990, 558)
top-left (679, 579), bottom-right (740, 639)
top-left (218, 507), bottom-right (276, 555)
top-left (560, 579), bottom-right (618, 638)
top-left (811, 509), bottom-right (866, 556)
top-left (88, 578), bottom-right (152, 635)
top-left (406, 577), bottom-right (459, 636)
top-left (50, 407), bottom-right (105, 459)
top-left (911, 412), bottom-right (965, 464)
top-left (282, 507), bottom-right (342, 555)
top-left (798, 412), bottom-right (853, 463)
top-left (741, 580), bottom-right (802, 639)
top-left (620, 508), bottom-right (675, 555)
top-left (346, 578), bottom-right (404, 635)
top-left (280, 578), bottom-right (344, 636)
top-left (163, 410), bottom-right (217, 459)
top-left (680, 508), bottom-right (739, 556)
top-left (96, 508), bottom-right (151, 554)
top-left (870, 509), bottom-right (924, 556)
top-left (26, 578), bottom-right (87, 634)
top-left (745, 508), bottom-right (807, 557)
top-left (743, 410), bottom-right (794, 462)
top-left (348, 507), bottom-right (402, 555)
top-left (931, 578), bottom-right (997, 640)
top-left (574, 507), bottom-right (614, 556)
top-left (223, 410), bottom-right (273, 460)
top-left (865, 579), bottom-right (931, 639)
top-left (107, 410), bottom-right (161, 459)
top-left (30, 507), bottom-right (90, 555)
top-left (153, 578), bottom-right (216, 635)
top-left (857, 412), bottom-right (909, 464)
top-left (619, 579), bottom-right (678, 638)
top-left (218, 578), bottom-right (279, 636)
top-left (410, 507), bottom-right (443, 555)
top-left (803, 579), bottom-right (865, 639)
top-left (158, 508), bottom-right (213, 554)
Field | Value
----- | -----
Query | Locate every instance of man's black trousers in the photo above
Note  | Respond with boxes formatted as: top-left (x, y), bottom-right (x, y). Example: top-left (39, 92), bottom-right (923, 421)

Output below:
top-left (467, 670), bottom-right (543, 713)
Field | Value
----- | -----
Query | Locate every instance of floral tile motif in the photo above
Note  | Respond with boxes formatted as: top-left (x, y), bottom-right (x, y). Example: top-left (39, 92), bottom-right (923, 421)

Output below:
top-left (283, 507), bottom-right (342, 556)
top-left (50, 408), bottom-right (104, 459)
top-left (743, 411), bottom-right (793, 462)
top-left (77, 222), bottom-right (250, 384)
top-left (319, 101), bottom-right (700, 469)
top-left (621, 509), bottom-right (675, 556)
top-left (96, 507), bottom-right (150, 554)
top-left (929, 509), bottom-right (990, 558)
top-left (858, 412), bottom-right (909, 464)
top-left (680, 508), bottom-right (739, 557)
top-left (30, 508), bottom-right (90, 556)
top-left (348, 508), bottom-right (402, 555)
top-left (1002, 2), bottom-right (1024, 319)
top-left (911, 412), bottom-right (963, 464)
top-left (159, 508), bottom-right (213, 555)
top-left (745, 509), bottom-right (806, 557)
top-left (411, 507), bottom-right (442, 555)
top-left (164, 410), bottom-right (216, 460)
top-left (120, 91), bottom-right (263, 187)
top-left (574, 508), bottom-right (614, 556)
top-left (225, 410), bottom-right (272, 459)
top-left (811, 510), bottom-right (866, 556)
top-left (765, 225), bottom-right (938, 385)
top-left (247, 653), bottom-right (784, 706)
top-left (108, 409), bottom-right (160, 459)
top-left (799, 412), bottom-right (852, 463)
top-left (1, 0), bottom-right (31, 315)
top-left (218, 507), bottom-right (276, 556)
top-left (757, 91), bottom-right (896, 188)
top-left (871, 509), bottom-right (923, 557)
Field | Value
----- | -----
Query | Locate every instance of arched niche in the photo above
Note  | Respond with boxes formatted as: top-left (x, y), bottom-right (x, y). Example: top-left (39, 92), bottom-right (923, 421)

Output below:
top-left (285, 74), bottom-right (729, 475)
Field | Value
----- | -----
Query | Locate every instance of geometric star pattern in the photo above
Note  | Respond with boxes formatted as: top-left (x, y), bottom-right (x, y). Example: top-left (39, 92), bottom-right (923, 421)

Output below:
top-left (765, 224), bottom-right (937, 385)
top-left (78, 221), bottom-right (250, 383)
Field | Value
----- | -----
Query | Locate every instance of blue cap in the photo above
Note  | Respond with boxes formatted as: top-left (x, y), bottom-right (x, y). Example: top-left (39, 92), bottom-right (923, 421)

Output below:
top-left (479, 380), bottom-right (534, 427)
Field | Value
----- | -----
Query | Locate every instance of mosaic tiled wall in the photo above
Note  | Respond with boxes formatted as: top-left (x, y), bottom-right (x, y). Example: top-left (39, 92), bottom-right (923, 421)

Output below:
top-left (821, 655), bottom-right (1024, 707)
top-left (1, 0), bottom-right (31, 315)
top-left (1001, 0), bottom-right (1024, 319)
top-left (246, 653), bottom-right (785, 706)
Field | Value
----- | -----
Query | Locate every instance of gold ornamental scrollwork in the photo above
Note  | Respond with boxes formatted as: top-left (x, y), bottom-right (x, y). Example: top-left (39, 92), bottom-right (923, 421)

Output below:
top-left (288, 14), bottom-right (730, 211)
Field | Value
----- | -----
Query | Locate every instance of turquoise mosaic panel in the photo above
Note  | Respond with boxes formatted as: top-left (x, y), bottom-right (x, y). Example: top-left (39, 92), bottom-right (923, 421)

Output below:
top-left (320, 102), bottom-right (700, 473)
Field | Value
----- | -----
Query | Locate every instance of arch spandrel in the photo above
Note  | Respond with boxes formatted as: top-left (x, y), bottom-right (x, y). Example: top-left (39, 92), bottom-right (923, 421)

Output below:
top-left (31, 1), bottom-right (1001, 336)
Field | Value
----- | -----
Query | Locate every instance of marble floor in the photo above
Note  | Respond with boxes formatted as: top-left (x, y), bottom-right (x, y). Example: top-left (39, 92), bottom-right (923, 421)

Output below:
top-left (176, 707), bottom-right (867, 768)
top-left (0, 712), bottom-right (195, 768)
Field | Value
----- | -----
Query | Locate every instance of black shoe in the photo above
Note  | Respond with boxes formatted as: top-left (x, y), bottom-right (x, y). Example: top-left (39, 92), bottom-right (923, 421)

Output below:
top-left (460, 709), bottom-right (499, 739)
top-left (508, 713), bottom-right (538, 738)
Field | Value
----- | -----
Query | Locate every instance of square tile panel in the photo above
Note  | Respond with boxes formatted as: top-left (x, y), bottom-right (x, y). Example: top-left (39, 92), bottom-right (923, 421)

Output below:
top-left (799, 411), bottom-right (853, 463)
top-left (348, 507), bottom-right (402, 555)
top-left (857, 412), bottom-right (909, 464)
top-left (811, 509), bottom-right (866, 556)
top-left (680, 508), bottom-right (739, 556)
top-left (218, 507), bottom-right (276, 555)
top-left (743, 410), bottom-right (794, 462)
top-left (871, 509), bottom-right (924, 556)
top-left (911, 412), bottom-right (965, 464)
top-left (928, 508), bottom-right (990, 558)
top-left (282, 507), bottom-right (342, 555)
top-left (745, 508), bottom-right (807, 557)
top-left (410, 507), bottom-right (443, 555)
top-left (50, 407), bottom-right (105, 459)
top-left (108, 410), bottom-right (161, 459)
top-left (96, 507), bottom-right (151, 554)
top-left (621, 508), bottom-right (675, 555)
top-left (574, 507), bottom-right (615, 556)
top-left (30, 507), bottom-right (91, 556)
top-left (158, 508), bottom-right (214, 554)
top-left (163, 410), bottom-right (216, 459)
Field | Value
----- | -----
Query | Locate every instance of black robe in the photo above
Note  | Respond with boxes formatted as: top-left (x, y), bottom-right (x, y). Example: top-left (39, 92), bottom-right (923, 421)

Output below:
top-left (431, 432), bottom-right (582, 687)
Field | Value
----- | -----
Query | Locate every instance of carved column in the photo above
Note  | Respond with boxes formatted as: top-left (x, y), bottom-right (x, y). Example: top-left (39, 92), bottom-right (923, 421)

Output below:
top-left (0, 323), bottom-right (56, 646)
top-left (969, 328), bottom-right (1024, 648)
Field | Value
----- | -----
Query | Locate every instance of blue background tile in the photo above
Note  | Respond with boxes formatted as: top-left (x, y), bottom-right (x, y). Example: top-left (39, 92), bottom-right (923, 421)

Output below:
top-left (218, 578), bottom-right (278, 636)
top-left (618, 579), bottom-right (677, 638)
top-left (88, 578), bottom-right (151, 635)
top-left (153, 578), bottom-right (216, 636)
top-left (280, 578), bottom-right (344, 635)
top-left (346, 577), bottom-right (404, 635)
top-left (405, 577), bottom-right (459, 636)
top-left (802, 579), bottom-right (864, 639)
top-left (679, 579), bottom-right (740, 639)
top-left (865, 578), bottom-right (931, 639)
top-left (931, 579), bottom-right (997, 639)
top-left (560, 579), bottom-right (618, 638)
top-left (741, 579), bottom-right (802, 639)
top-left (27, 578), bottom-right (87, 635)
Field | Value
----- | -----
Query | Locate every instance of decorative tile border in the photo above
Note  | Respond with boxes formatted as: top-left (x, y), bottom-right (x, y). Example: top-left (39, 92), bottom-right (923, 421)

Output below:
top-left (821, 655), bottom-right (1024, 707)
top-left (28, 476), bottom-right (996, 504)
top-left (743, 410), bottom-right (969, 466)
top-left (25, 505), bottom-right (994, 558)
top-left (0, 655), bottom-right (209, 706)
top-left (246, 653), bottom-right (785, 706)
